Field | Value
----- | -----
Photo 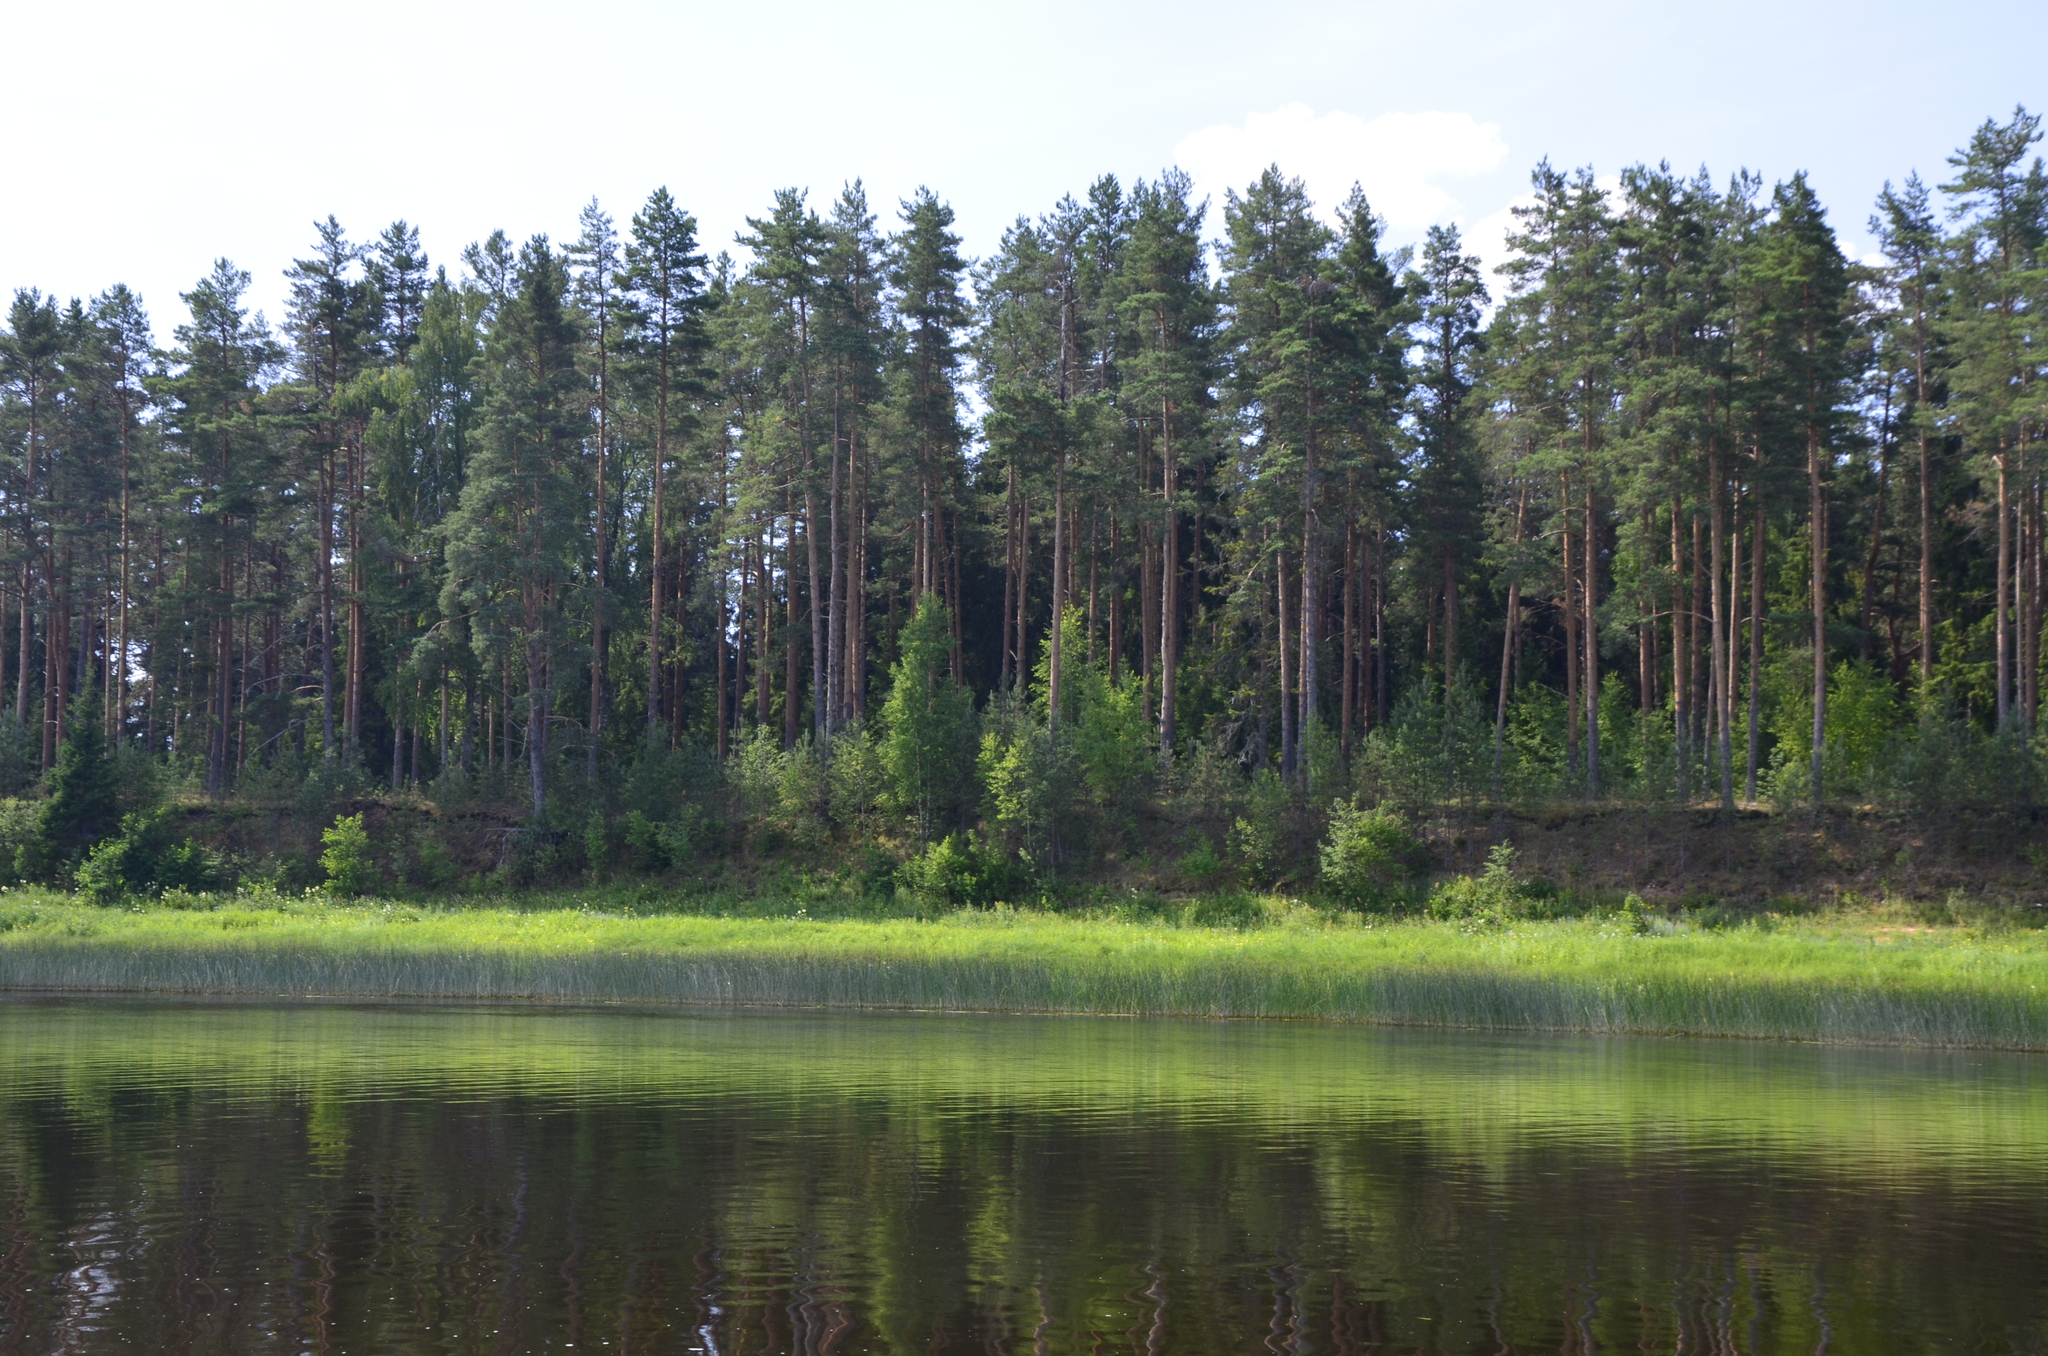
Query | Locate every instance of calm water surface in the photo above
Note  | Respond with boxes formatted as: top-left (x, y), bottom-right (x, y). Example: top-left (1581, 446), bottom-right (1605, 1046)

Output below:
top-left (0, 997), bottom-right (2041, 1353)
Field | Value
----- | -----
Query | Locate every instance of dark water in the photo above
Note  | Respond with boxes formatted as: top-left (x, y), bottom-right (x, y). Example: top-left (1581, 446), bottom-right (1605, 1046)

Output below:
top-left (0, 999), bottom-right (2042, 1354)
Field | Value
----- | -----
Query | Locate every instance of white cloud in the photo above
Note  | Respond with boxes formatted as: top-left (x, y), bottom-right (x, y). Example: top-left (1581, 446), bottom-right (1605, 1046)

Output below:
top-left (1174, 105), bottom-right (1509, 231)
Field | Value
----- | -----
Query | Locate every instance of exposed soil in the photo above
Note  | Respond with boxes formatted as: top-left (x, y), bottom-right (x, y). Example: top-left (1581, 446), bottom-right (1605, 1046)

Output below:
top-left (1421, 804), bottom-right (2048, 908)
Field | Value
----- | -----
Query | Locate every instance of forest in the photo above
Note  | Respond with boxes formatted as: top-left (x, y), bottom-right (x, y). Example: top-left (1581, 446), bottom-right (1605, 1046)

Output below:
top-left (0, 107), bottom-right (2043, 901)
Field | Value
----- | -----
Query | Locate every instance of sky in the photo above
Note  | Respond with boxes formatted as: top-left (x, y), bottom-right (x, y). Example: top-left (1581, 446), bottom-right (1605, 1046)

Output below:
top-left (7, 0), bottom-right (2045, 340)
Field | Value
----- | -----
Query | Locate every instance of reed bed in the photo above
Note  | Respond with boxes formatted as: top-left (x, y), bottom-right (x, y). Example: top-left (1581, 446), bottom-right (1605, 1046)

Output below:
top-left (2, 897), bottom-right (2044, 1049)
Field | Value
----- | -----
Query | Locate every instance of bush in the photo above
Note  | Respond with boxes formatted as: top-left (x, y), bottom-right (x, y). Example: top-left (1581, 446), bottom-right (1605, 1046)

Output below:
top-left (23, 711), bottom-right (121, 882)
top-left (1317, 801), bottom-right (1427, 909)
top-left (1176, 837), bottom-right (1224, 884)
top-left (730, 729), bottom-right (827, 851)
top-left (880, 596), bottom-right (977, 841)
top-left (621, 809), bottom-right (698, 873)
top-left (895, 834), bottom-right (985, 911)
top-left (74, 809), bottom-right (221, 904)
top-left (0, 799), bottom-right (38, 885)
top-left (979, 723), bottom-right (1081, 870)
top-left (826, 725), bottom-right (889, 841)
top-left (1228, 770), bottom-right (1298, 885)
top-left (321, 813), bottom-right (378, 897)
top-left (1427, 841), bottom-right (1530, 922)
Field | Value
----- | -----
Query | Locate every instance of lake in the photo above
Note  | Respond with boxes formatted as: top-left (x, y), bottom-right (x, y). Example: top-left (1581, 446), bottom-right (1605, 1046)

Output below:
top-left (0, 998), bottom-right (2042, 1353)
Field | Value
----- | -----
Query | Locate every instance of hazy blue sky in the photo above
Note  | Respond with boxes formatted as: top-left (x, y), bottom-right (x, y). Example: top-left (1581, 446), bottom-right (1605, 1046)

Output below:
top-left (9, 0), bottom-right (2043, 335)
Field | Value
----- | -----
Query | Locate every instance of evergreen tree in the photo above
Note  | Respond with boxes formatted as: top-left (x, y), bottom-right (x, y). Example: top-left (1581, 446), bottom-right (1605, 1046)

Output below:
top-left (1121, 170), bottom-right (1213, 758)
top-left (1, 289), bottom-right (62, 733)
top-left (1941, 107), bottom-right (2046, 731)
top-left (622, 188), bottom-right (709, 735)
top-left (1406, 222), bottom-right (1489, 691)
top-left (889, 188), bottom-right (970, 669)
top-left (26, 701), bottom-right (119, 880)
top-left (157, 260), bottom-right (286, 793)
top-left (1753, 174), bottom-right (1854, 798)
top-left (441, 237), bottom-right (589, 820)
top-left (1870, 174), bottom-right (1947, 688)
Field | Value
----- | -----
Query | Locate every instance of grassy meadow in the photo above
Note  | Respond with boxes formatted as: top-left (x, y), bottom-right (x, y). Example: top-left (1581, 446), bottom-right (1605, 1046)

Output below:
top-left (2, 885), bottom-right (2045, 1049)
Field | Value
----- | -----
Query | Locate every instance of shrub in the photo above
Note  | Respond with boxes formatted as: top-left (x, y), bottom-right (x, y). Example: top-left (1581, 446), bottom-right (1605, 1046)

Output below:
top-left (75, 809), bottom-right (222, 904)
top-left (1427, 841), bottom-right (1529, 921)
top-left (1178, 891), bottom-right (1264, 929)
top-left (618, 808), bottom-right (697, 874)
top-left (1620, 892), bottom-right (1654, 934)
top-left (1176, 837), bottom-right (1223, 883)
top-left (0, 799), bottom-right (38, 885)
top-left (896, 834), bottom-right (984, 911)
top-left (1228, 770), bottom-right (1297, 885)
top-left (880, 596), bottom-right (977, 842)
top-left (1317, 801), bottom-right (1427, 909)
top-left (979, 724), bottom-right (1081, 871)
top-left (730, 729), bottom-right (827, 851)
top-left (23, 711), bottom-right (120, 882)
top-left (321, 813), bottom-right (378, 897)
top-left (826, 725), bottom-right (889, 841)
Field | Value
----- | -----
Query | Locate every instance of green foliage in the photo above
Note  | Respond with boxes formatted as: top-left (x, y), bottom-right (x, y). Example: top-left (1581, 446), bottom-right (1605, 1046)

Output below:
top-left (321, 814), bottom-right (378, 897)
top-left (979, 718), bottom-right (1082, 871)
top-left (1317, 802), bottom-right (1428, 910)
top-left (1355, 675), bottom-right (1495, 810)
top-left (24, 712), bottom-right (122, 882)
top-left (1428, 842), bottom-right (1535, 924)
top-left (826, 726), bottom-right (889, 842)
top-left (0, 721), bottom-right (38, 799)
top-left (0, 799), bottom-right (38, 885)
top-left (618, 810), bottom-right (696, 874)
top-left (1227, 770), bottom-right (1298, 884)
top-left (1175, 837), bottom-right (1223, 883)
top-left (75, 810), bottom-right (221, 905)
top-left (879, 596), bottom-right (976, 842)
top-left (895, 834), bottom-right (986, 912)
top-left (1824, 662), bottom-right (1902, 796)
top-left (1040, 609), bottom-right (1154, 811)
top-left (729, 729), bottom-right (826, 851)
top-left (620, 741), bottom-right (719, 826)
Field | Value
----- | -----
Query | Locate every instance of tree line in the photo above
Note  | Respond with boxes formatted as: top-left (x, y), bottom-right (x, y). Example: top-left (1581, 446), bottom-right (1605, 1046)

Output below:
top-left (0, 108), bottom-right (2043, 847)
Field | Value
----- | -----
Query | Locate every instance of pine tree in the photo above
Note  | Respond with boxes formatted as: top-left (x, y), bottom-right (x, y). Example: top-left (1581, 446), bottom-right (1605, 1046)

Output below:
top-left (285, 217), bottom-right (378, 759)
top-left (84, 285), bottom-right (152, 746)
top-left (622, 189), bottom-right (709, 735)
top-left (740, 190), bottom-right (832, 744)
top-left (1219, 166), bottom-right (1335, 785)
top-left (1871, 174), bottom-right (1947, 689)
top-left (441, 237), bottom-right (589, 820)
top-left (0, 290), bottom-right (62, 735)
top-left (158, 260), bottom-right (285, 793)
top-left (818, 183), bottom-right (888, 730)
top-left (569, 199), bottom-right (624, 776)
top-left (1121, 170), bottom-right (1213, 760)
top-left (1406, 222), bottom-right (1489, 692)
top-left (1754, 175), bottom-right (1854, 799)
top-left (1941, 107), bottom-right (2046, 732)
top-left (889, 188), bottom-right (970, 666)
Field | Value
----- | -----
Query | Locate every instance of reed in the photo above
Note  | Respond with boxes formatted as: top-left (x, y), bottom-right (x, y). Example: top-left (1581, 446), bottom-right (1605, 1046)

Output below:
top-left (2, 893), bottom-right (2044, 1048)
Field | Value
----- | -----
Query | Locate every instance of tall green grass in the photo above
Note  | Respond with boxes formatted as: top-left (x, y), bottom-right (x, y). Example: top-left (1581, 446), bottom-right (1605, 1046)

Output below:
top-left (2, 892), bottom-right (2044, 1048)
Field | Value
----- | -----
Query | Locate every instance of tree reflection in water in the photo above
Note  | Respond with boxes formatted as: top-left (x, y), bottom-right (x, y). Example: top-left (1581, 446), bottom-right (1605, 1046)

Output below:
top-left (0, 999), bottom-right (2042, 1353)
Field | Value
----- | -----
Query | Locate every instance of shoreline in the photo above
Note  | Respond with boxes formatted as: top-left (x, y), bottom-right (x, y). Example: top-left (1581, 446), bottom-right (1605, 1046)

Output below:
top-left (3, 900), bottom-right (2044, 1050)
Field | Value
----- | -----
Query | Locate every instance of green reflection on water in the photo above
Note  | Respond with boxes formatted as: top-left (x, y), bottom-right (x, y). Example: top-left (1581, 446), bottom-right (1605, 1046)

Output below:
top-left (1, 998), bottom-right (2044, 1353)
